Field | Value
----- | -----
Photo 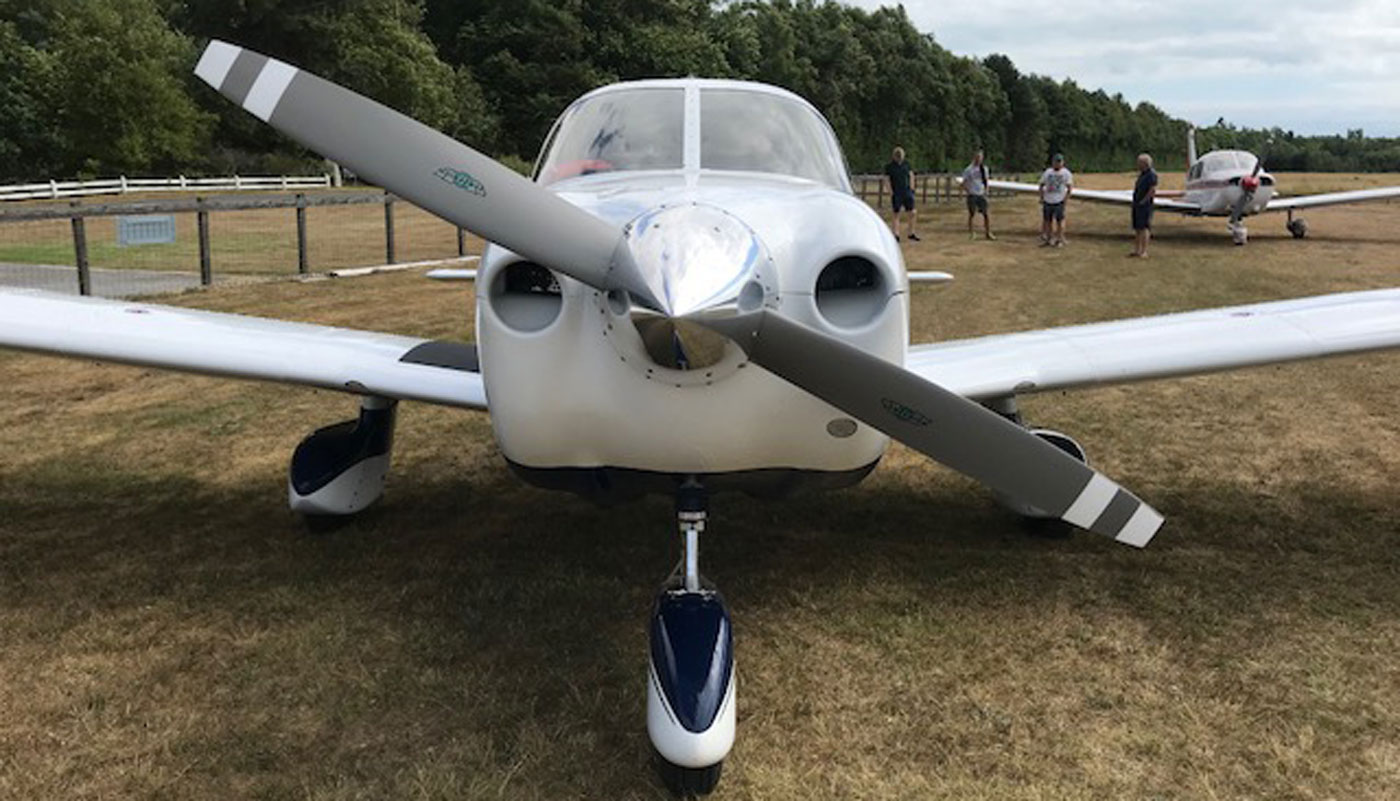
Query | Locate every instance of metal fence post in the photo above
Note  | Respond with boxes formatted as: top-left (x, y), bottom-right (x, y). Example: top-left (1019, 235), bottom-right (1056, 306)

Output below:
top-left (69, 202), bottom-right (90, 296)
top-left (296, 193), bottom-right (309, 274)
top-left (456, 226), bottom-right (466, 257)
top-left (384, 192), bottom-right (396, 264)
top-left (197, 197), bottom-right (212, 286)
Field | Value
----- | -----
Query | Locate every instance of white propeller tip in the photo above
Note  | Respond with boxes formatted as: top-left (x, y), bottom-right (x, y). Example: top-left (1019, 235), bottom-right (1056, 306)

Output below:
top-left (1114, 505), bottom-right (1164, 548)
top-left (194, 40), bottom-right (240, 89)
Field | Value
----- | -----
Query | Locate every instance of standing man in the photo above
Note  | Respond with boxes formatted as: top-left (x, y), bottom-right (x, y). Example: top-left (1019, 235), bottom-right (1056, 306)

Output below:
top-left (884, 146), bottom-right (921, 242)
top-left (961, 150), bottom-right (995, 240)
top-left (1131, 153), bottom-right (1158, 258)
top-left (1038, 153), bottom-right (1073, 247)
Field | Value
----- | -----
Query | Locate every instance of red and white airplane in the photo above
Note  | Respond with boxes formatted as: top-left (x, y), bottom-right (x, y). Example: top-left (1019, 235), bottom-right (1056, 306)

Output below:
top-left (993, 127), bottom-right (1400, 244)
top-left (1, 42), bottom-right (1398, 795)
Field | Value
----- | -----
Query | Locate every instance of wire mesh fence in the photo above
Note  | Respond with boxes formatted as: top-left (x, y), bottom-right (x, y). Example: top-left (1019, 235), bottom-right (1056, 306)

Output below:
top-left (853, 172), bottom-right (1022, 207)
top-left (208, 205), bottom-right (300, 276)
top-left (0, 190), bottom-right (479, 299)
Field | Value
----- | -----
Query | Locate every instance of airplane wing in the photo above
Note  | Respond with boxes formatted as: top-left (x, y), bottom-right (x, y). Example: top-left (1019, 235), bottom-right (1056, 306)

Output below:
top-left (0, 290), bottom-right (487, 410)
top-left (908, 288), bottom-right (1400, 401)
top-left (1266, 186), bottom-right (1400, 211)
top-left (988, 180), bottom-right (1202, 213)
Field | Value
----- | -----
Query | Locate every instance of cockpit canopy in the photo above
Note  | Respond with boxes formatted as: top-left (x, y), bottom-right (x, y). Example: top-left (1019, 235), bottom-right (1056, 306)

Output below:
top-left (535, 81), bottom-right (850, 190)
top-left (1191, 150), bottom-right (1261, 180)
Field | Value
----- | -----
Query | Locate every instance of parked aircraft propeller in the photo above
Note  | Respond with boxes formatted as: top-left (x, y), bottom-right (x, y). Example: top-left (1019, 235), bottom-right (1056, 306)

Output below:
top-left (194, 41), bottom-right (663, 312)
top-left (697, 310), bottom-right (1162, 545)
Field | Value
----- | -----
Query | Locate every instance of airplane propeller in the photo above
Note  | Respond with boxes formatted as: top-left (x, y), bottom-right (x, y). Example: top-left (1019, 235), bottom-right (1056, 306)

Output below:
top-left (1241, 156), bottom-right (1264, 192)
top-left (698, 310), bottom-right (1163, 545)
top-left (193, 41), bottom-right (663, 311)
top-left (196, 40), bottom-right (1163, 547)
top-left (1232, 156), bottom-right (1264, 224)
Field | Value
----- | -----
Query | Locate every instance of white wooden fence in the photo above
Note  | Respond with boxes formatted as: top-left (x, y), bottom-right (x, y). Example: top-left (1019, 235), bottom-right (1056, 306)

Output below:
top-left (0, 174), bottom-right (333, 202)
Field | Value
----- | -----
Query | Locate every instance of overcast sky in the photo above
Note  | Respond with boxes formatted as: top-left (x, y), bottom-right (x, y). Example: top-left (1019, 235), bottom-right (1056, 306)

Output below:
top-left (844, 0), bottom-right (1400, 136)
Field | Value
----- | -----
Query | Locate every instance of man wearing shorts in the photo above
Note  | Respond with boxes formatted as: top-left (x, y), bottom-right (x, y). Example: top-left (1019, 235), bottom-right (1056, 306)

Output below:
top-left (1038, 153), bottom-right (1073, 247)
top-left (1131, 153), bottom-right (1158, 258)
top-left (961, 150), bottom-right (995, 240)
top-left (884, 146), bottom-right (921, 242)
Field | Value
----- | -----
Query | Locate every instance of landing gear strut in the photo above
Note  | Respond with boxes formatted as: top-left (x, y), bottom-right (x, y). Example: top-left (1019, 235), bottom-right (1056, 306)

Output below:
top-left (648, 478), bottom-right (734, 797)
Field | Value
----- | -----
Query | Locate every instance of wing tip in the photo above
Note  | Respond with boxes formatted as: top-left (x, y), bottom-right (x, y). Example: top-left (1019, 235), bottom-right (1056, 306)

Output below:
top-left (907, 271), bottom-right (954, 285)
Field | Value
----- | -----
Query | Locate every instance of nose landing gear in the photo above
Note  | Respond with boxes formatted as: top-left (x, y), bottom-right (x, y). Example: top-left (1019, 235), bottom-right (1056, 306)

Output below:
top-left (648, 478), bottom-right (734, 797)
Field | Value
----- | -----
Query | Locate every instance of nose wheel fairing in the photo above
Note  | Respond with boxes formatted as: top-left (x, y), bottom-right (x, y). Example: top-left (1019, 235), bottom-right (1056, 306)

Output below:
top-left (647, 480), bottom-right (736, 785)
top-left (647, 590), bottom-right (736, 769)
top-left (650, 591), bottom-right (734, 733)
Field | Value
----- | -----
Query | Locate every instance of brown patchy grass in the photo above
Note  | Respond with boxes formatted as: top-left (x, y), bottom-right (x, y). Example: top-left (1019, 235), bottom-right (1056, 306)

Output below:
top-left (1, 177), bottom-right (1398, 800)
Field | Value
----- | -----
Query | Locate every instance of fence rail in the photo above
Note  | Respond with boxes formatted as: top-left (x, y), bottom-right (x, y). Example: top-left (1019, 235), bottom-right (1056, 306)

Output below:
top-left (0, 190), bottom-right (471, 298)
top-left (0, 174), bottom-right (333, 202)
top-left (853, 172), bottom-right (1020, 207)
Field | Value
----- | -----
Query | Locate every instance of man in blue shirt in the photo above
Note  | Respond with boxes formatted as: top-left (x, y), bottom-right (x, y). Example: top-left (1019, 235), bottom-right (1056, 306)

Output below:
top-left (883, 146), bottom-right (921, 242)
top-left (1131, 153), bottom-right (1158, 258)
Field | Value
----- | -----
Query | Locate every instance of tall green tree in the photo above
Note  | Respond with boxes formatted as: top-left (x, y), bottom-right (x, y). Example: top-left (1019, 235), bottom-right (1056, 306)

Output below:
top-left (6, 0), bottom-right (1398, 180)
top-left (447, 0), bottom-right (605, 156)
top-left (45, 0), bottom-right (212, 176)
top-left (0, 20), bottom-right (60, 180)
top-left (174, 0), bottom-right (497, 168)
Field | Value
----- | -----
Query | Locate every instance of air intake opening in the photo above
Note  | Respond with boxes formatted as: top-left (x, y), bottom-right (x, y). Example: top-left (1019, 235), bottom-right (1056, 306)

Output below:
top-left (815, 257), bottom-right (886, 329)
top-left (489, 262), bottom-right (562, 332)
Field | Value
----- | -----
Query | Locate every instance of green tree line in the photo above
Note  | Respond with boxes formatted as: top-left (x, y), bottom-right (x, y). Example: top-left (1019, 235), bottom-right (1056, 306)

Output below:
top-left (3, 0), bottom-right (1398, 182)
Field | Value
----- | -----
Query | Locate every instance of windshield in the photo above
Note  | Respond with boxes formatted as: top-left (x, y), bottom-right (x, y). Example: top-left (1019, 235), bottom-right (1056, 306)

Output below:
top-left (700, 89), bottom-right (847, 187)
top-left (1203, 152), bottom-right (1251, 173)
top-left (536, 88), bottom-right (684, 184)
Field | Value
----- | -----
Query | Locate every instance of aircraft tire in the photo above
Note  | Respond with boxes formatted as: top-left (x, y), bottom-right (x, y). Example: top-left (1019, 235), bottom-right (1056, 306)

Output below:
top-left (657, 754), bottom-right (723, 798)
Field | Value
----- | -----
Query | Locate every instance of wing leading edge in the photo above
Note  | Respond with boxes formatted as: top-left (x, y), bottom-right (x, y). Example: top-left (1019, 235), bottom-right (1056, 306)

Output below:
top-left (986, 180), bottom-right (1202, 213)
top-left (1266, 186), bottom-right (1400, 212)
top-left (908, 288), bottom-right (1400, 401)
top-left (0, 290), bottom-right (487, 410)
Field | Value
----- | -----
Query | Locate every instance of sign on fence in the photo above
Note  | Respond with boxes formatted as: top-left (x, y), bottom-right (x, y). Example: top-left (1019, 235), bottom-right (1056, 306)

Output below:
top-left (117, 214), bottom-right (177, 246)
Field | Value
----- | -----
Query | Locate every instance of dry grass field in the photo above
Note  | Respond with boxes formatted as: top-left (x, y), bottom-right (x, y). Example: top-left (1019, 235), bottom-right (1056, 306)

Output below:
top-left (1, 178), bottom-right (1398, 800)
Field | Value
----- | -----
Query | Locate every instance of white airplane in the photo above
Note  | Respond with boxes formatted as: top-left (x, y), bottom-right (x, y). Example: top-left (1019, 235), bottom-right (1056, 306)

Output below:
top-left (992, 127), bottom-right (1400, 244)
top-left (1, 41), bottom-right (1398, 796)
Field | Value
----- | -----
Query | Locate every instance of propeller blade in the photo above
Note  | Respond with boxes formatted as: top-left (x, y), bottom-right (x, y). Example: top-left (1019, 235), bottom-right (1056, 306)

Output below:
top-left (1252, 155), bottom-right (1264, 177)
top-left (703, 311), bottom-right (1164, 546)
top-left (194, 41), bottom-right (653, 304)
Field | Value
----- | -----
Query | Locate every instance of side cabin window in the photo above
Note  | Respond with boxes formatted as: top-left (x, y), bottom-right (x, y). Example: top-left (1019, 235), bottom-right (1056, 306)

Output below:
top-left (700, 89), bottom-right (848, 189)
top-left (536, 89), bottom-right (685, 184)
top-left (1188, 162), bottom-right (1204, 181)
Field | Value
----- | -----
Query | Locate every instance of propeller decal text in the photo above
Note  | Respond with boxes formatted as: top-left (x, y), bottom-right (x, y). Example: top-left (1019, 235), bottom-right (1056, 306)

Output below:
top-left (433, 167), bottom-right (488, 197)
top-left (880, 397), bottom-right (931, 426)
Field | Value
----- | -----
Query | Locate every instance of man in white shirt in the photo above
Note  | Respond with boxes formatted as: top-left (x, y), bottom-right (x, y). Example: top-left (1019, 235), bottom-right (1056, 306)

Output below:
top-left (961, 150), bottom-right (995, 241)
top-left (1038, 153), bottom-right (1073, 247)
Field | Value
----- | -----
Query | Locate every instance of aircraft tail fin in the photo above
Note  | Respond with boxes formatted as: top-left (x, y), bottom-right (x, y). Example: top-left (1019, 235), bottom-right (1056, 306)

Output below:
top-left (1187, 125), bottom-right (1198, 169)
